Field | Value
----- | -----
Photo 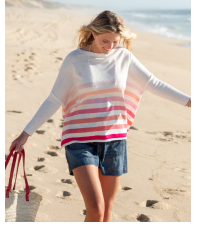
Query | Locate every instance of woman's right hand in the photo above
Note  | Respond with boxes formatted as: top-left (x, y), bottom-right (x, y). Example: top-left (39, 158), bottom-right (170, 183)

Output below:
top-left (9, 131), bottom-right (30, 155)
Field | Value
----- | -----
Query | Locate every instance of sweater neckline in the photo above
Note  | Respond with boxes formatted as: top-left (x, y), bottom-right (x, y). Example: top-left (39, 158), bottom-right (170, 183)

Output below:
top-left (77, 46), bottom-right (116, 57)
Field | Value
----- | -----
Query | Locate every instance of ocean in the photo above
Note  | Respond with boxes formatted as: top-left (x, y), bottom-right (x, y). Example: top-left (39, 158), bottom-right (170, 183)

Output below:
top-left (48, 1), bottom-right (192, 46)
top-left (115, 9), bottom-right (191, 46)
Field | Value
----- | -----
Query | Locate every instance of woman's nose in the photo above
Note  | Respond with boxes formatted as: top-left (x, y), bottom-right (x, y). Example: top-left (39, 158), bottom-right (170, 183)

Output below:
top-left (106, 44), bottom-right (113, 50)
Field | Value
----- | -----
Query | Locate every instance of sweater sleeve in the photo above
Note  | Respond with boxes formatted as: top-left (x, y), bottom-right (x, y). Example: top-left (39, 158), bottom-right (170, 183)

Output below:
top-left (128, 52), bottom-right (190, 106)
top-left (23, 92), bottom-right (62, 136)
top-left (145, 74), bottom-right (191, 106)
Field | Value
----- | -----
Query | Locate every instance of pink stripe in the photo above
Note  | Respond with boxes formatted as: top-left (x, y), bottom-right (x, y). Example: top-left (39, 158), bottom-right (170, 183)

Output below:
top-left (63, 78), bottom-right (123, 109)
top-left (71, 96), bottom-right (125, 111)
top-left (64, 105), bottom-right (126, 118)
top-left (126, 108), bottom-right (135, 119)
top-left (63, 115), bottom-right (126, 126)
top-left (61, 133), bottom-right (127, 146)
top-left (62, 124), bottom-right (127, 135)
top-left (124, 99), bottom-right (138, 110)
top-left (126, 81), bottom-right (143, 95)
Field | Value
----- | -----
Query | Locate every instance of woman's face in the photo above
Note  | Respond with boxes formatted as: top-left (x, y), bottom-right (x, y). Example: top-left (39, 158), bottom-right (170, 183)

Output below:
top-left (92, 32), bottom-right (121, 54)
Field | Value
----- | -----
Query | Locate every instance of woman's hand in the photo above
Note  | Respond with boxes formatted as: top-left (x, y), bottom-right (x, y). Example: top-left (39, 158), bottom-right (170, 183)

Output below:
top-left (185, 98), bottom-right (191, 107)
top-left (9, 131), bottom-right (30, 155)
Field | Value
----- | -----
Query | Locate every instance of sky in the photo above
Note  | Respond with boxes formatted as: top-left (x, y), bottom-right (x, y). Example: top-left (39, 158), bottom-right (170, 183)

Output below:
top-left (50, 0), bottom-right (191, 10)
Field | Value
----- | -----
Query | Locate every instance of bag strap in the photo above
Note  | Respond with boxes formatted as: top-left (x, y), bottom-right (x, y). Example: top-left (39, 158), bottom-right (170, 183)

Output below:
top-left (13, 152), bottom-right (22, 190)
top-left (21, 149), bottom-right (30, 201)
top-left (6, 150), bottom-right (17, 198)
top-left (5, 148), bottom-right (30, 201)
top-left (5, 147), bottom-right (15, 169)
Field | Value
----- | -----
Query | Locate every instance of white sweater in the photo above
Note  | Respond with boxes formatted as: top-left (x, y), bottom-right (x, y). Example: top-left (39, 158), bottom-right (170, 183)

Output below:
top-left (23, 46), bottom-right (190, 149)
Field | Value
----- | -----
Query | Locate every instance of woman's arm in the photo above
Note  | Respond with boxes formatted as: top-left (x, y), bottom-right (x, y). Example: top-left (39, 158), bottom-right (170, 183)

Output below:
top-left (145, 74), bottom-right (191, 107)
top-left (23, 92), bottom-right (62, 136)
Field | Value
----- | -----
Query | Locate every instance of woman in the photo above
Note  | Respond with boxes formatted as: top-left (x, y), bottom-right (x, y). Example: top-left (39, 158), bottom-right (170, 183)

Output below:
top-left (9, 11), bottom-right (191, 222)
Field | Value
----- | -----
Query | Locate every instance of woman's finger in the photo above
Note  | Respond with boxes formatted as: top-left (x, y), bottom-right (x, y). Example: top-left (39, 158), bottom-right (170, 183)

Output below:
top-left (9, 141), bottom-right (16, 152)
top-left (17, 145), bottom-right (24, 154)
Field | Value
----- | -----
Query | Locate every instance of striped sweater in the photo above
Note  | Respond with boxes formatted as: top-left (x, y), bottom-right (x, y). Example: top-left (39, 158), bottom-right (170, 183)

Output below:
top-left (23, 46), bottom-right (190, 150)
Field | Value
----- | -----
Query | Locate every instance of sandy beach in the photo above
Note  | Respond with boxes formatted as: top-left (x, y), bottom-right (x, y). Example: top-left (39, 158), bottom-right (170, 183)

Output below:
top-left (5, 2), bottom-right (191, 222)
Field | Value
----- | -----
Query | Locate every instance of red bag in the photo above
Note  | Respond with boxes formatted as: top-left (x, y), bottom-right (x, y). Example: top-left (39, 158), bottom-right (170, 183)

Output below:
top-left (5, 147), bottom-right (42, 222)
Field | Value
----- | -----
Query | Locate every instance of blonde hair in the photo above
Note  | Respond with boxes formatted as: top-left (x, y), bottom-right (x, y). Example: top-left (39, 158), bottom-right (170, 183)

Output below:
top-left (77, 10), bottom-right (136, 52)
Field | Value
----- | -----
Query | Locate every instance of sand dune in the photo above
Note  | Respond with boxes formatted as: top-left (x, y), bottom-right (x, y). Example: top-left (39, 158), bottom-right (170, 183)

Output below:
top-left (5, 3), bottom-right (191, 222)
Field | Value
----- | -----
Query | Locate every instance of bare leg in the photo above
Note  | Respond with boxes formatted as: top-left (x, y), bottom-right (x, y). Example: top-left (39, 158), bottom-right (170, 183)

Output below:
top-left (98, 168), bottom-right (121, 222)
top-left (72, 164), bottom-right (105, 222)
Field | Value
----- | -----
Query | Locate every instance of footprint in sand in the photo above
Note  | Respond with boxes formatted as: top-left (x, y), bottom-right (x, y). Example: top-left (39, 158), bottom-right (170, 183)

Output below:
top-left (56, 190), bottom-right (72, 199)
top-left (81, 209), bottom-right (87, 215)
top-left (47, 119), bottom-right (53, 123)
top-left (129, 126), bottom-right (138, 130)
top-left (31, 165), bottom-right (58, 173)
top-left (6, 110), bottom-right (22, 113)
top-left (133, 213), bottom-right (162, 222)
top-left (24, 66), bottom-right (34, 71)
top-left (23, 185), bottom-right (36, 191)
top-left (60, 179), bottom-right (73, 184)
top-left (156, 138), bottom-right (173, 142)
top-left (56, 57), bottom-right (63, 61)
top-left (161, 188), bottom-right (190, 197)
top-left (133, 213), bottom-right (150, 222)
top-left (147, 131), bottom-right (190, 143)
top-left (118, 185), bottom-right (132, 191)
top-left (59, 122), bottom-right (63, 128)
top-left (161, 131), bottom-right (174, 136)
top-left (48, 145), bottom-right (60, 150)
top-left (34, 157), bottom-right (45, 162)
top-left (33, 165), bottom-right (45, 171)
top-left (45, 151), bottom-right (58, 157)
top-left (36, 130), bottom-right (45, 134)
top-left (29, 55), bottom-right (40, 62)
top-left (138, 200), bottom-right (171, 210)
top-left (54, 138), bottom-right (61, 141)
top-left (56, 179), bottom-right (77, 188)
top-left (145, 131), bottom-right (158, 134)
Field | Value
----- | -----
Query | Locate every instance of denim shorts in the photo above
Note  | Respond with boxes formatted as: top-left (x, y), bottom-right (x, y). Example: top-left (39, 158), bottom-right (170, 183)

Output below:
top-left (65, 139), bottom-right (127, 176)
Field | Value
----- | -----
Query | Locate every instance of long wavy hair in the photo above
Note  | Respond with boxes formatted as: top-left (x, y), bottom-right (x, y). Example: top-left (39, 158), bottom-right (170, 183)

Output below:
top-left (77, 10), bottom-right (136, 51)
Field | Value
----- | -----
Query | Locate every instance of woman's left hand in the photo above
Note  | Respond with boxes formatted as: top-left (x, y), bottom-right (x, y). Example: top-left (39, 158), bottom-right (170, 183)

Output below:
top-left (185, 98), bottom-right (191, 107)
